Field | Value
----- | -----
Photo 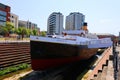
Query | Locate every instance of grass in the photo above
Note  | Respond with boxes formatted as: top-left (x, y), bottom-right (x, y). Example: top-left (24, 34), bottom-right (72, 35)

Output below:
top-left (0, 67), bottom-right (32, 80)
top-left (0, 63), bottom-right (30, 76)
top-left (0, 63), bottom-right (31, 80)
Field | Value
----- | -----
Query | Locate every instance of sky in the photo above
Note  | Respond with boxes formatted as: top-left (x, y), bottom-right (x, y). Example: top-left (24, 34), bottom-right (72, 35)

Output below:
top-left (0, 0), bottom-right (120, 35)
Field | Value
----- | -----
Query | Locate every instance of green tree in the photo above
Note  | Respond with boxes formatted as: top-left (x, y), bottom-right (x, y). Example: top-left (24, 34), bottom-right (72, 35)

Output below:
top-left (29, 29), bottom-right (33, 35)
top-left (2, 22), bottom-right (14, 37)
top-left (14, 28), bottom-right (19, 34)
top-left (11, 27), bottom-right (16, 34)
top-left (16, 27), bottom-right (27, 40)
top-left (0, 25), bottom-right (4, 35)
top-left (40, 31), bottom-right (46, 36)
top-left (26, 29), bottom-right (33, 37)
top-left (32, 29), bottom-right (38, 35)
top-left (6, 22), bottom-right (14, 33)
top-left (3, 27), bottom-right (9, 37)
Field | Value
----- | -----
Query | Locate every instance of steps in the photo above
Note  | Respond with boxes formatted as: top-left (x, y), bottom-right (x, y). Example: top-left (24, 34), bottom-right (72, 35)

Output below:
top-left (106, 61), bottom-right (114, 80)
top-left (100, 66), bottom-right (108, 80)
top-left (92, 60), bottom-right (114, 80)
top-left (94, 71), bottom-right (102, 80)
top-left (81, 47), bottom-right (115, 80)
top-left (0, 42), bottom-right (30, 69)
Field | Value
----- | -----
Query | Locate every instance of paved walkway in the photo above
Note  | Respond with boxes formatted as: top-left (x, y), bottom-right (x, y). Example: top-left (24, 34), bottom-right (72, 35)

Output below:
top-left (0, 40), bottom-right (29, 43)
top-left (116, 46), bottom-right (120, 80)
top-left (3, 70), bottom-right (33, 80)
top-left (116, 45), bottom-right (120, 54)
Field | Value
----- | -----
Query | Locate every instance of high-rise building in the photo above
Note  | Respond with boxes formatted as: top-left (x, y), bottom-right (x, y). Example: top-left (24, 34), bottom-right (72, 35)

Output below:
top-left (119, 32), bottom-right (120, 44)
top-left (10, 13), bottom-right (19, 28)
top-left (65, 12), bottom-right (85, 30)
top-left (47, 12), bottom-right (64, 35)
top-left (119, 32), bottom-right (120, 39)
top-left (0, 3), bottom-right (10, 26)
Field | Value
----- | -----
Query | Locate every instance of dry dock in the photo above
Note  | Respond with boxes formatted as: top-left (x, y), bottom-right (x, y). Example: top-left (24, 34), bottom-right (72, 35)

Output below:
top-left (80, 47), bottom-right (114, 80)
top-left (87, 44), bottom-right (120, 80)
top-left (1, 43), bottom-right (119, 80)
top-left (21, 47), bottom-right (114, 80)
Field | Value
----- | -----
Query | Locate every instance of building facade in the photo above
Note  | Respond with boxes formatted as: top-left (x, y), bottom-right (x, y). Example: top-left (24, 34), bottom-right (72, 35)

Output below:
top-left (10, 13), bottom-right (19, 28)
top-left (119, 32), bottom-right (120, 44)
top-left (65, 12), bottom-right (85, 30)
top-left (47, 12), bottom-right (64, 35)
top-left (18, 20), bottom-right (38, 30)
top-left (0, 3), bottom-right (10, 26)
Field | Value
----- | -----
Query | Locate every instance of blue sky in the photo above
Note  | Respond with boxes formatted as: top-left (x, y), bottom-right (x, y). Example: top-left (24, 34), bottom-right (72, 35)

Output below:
top-left (1, 0), bottom-right (120, 35)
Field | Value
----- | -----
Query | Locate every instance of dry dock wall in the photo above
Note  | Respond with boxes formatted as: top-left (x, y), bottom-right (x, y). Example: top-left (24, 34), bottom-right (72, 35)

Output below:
top-left (82, 47), bottom-right (113, 80)
top-left (0, 42), bottom-right (30, 69)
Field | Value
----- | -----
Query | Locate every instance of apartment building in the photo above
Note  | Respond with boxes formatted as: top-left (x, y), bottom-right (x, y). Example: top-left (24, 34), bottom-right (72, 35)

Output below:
top-left (65, 12), bottom-right (85, 30)
top-left (0, 3), bottom-right (10, 26)
top-left (10, 13), bottom-right (19, 28)
top-left (18, 20), bottom-right (38, 30)
top-left (47, 12), bottom-right (64, 35)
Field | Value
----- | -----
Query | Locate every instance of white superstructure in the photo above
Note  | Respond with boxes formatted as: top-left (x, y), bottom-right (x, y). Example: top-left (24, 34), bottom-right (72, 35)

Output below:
top-left (62, 30), bottom-right (98, 39)
top-left (30, 29), bottom-right (112, 48)
top-left (30, 35), bottom-right (112, 49)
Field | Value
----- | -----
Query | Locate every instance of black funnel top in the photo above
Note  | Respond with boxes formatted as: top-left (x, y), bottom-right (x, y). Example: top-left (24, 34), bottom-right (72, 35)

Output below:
top-left (83, 22), bottom-right (87, 26)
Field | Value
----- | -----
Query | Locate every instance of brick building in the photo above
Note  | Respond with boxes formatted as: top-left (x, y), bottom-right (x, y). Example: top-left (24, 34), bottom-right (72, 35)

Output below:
top-left (0, 3), bottom-right (10, 26)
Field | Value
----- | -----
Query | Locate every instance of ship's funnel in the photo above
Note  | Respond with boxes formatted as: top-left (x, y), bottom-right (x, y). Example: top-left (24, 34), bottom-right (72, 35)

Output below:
top-left (83, 22), bottom-right (87, 26)
top-left (82, 22), bottom-right (88, 33)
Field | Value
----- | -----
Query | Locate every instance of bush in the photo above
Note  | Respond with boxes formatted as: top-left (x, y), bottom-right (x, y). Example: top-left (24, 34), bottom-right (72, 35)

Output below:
top-left (0, 63), bottom-right (30, 76)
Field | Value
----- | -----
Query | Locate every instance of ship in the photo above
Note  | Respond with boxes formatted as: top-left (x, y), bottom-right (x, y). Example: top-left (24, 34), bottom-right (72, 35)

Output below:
top-left (30, 23), bottom-right (113, 70)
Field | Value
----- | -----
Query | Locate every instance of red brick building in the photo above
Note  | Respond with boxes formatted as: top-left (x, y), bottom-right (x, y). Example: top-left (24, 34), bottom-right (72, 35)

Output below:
top-left (96, 33), bottom-right (117, 43)
top-left (0, 3), bottom-right (10, 26)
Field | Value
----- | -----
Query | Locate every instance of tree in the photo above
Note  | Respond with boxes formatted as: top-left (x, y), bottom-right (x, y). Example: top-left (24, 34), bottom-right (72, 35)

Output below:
top-left (3, 27), bottom-right (9, 37)
top-left (40, 31), bottom-right (46, 36)
top-left (6, 22), bottom-right (14, 33)
top-left (11, 27), bottom-right (16, 34)
top-left (2, 22), bottom-right (14, 37)
top-left (16, 27), bottom-right (27, 40)
top-left (0, 25), bottom-right (4, 35)
top-left (14, 28), bottom-right (19, 34)
top-left (26, 29), bottom-right (33, 37)
top-left (32, 29), bottom-right (38, 36)
top-left (29, 30), bottom-right (33, 35)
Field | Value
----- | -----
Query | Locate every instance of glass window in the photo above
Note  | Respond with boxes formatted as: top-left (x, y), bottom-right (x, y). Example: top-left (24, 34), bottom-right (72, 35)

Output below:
top-left (0, 21), bottom-right (5, 26)
top-left (0, 3), bottom-right (6, 9)
top-left (0, 11), bottom-right (7, 16)
top-left (0, 16), bottom-right (6, 21)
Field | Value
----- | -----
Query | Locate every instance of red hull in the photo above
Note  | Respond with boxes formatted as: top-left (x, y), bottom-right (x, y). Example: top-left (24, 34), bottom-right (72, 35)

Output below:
top-left (30, 41), bottom-right (98, 70)
top-left (31, 56), bottom-right (86, 70)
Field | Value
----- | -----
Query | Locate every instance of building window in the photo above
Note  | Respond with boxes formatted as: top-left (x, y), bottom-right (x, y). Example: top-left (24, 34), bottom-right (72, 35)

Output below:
top-left (0, 3), bottom-right (6, 9)
top-left (0, 16), bottom-right (6, 21)
top-left (0, 21), bottom-right (5, 26)
top-left (0, 11), bottom-right (7, 16)
top-left (11, 20), bottom-right (14, 23)
top-left (12, 16), bottom-right (14, 18)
